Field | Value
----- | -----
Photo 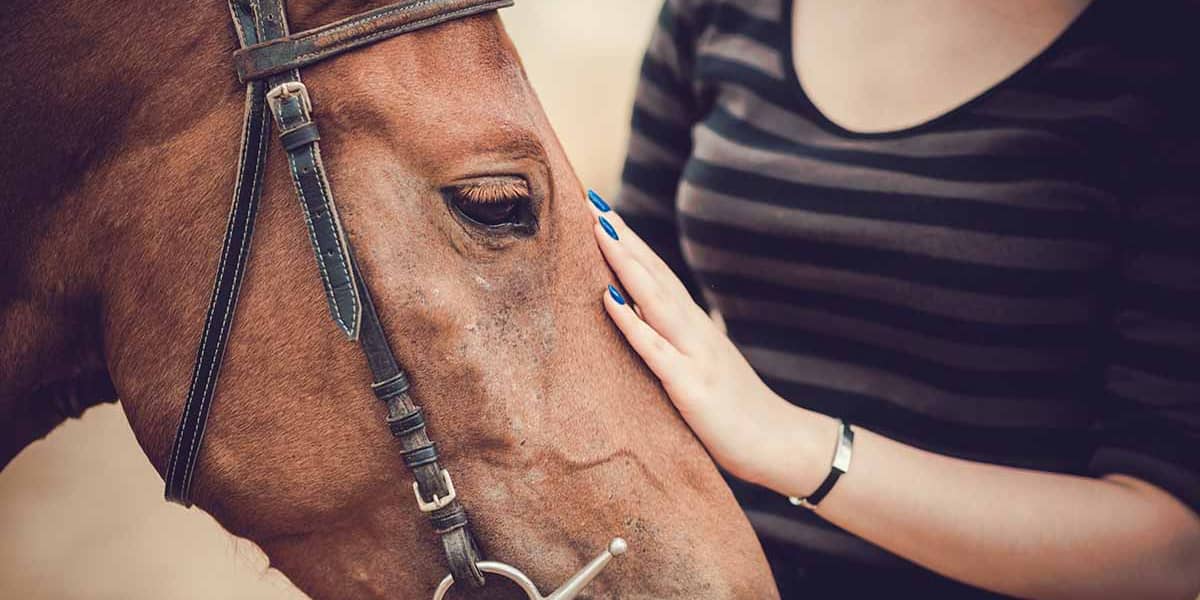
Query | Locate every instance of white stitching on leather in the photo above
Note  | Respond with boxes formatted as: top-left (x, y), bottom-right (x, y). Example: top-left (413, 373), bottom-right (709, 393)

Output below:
top-left (268, 70), bottom-right (356, 336)
top-left (178, 81), bottom-right (269, 497)
top-left (286, 143), bottom-right (349, 330)
top-left (239, 1), bottom-right (508, 79)
top-left (300, 0), bottom-right (438, 42)
top-left (309, 141), bottom-right (359, 334)
top-left (226, 1), bottom-right (248, 45)
top-left (177, 0), bottom-right (272, 500)
top-left (290, 3), bottom-right (492, 64)
top-left (166, 81), bottom-right (258, 494)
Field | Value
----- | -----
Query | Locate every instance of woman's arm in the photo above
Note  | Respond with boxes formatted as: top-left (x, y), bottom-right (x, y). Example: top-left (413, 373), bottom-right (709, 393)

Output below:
top-left (588, 201), bottom-right (1200, 600)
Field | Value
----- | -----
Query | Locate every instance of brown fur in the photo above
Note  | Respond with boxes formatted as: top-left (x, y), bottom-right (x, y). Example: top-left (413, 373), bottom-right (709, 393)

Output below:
top-left (0, 1), bottom-right (777, 598)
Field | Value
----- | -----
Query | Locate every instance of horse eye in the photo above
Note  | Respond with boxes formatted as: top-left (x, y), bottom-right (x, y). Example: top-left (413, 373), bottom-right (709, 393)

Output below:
top-left (454, 197), bottom-right (520, 227)
top-left (445, 179), bottom-right (536, 235)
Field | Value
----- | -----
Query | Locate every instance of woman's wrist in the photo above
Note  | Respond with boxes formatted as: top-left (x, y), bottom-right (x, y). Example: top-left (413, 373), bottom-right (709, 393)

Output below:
top-left (746, 398), bottom-right (841, 498)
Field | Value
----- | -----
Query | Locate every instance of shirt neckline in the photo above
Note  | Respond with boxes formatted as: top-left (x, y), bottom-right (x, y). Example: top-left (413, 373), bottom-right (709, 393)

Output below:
top-left (782, 0), bottom-right (1100, 140)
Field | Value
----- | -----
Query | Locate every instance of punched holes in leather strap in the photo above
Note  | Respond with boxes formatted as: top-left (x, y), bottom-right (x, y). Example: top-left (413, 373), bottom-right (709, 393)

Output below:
top-left (387, 408), bottom-right (426, 438)
top-left (279, 123), bottom-right (320, 151)
top-left (372, 373), bottom-right (411, 401)
top-left (401, 442), bottom-right (439, 468)
top-left (431, 505), bottom-right (469, 534)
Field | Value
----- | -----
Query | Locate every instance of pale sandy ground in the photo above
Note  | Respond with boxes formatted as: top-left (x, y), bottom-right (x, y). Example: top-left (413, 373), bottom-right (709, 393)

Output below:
top-left (0, 3), bottom-right (660, 598)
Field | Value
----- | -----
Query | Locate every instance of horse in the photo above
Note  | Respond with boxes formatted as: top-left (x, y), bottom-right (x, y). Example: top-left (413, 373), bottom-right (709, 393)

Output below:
top-left (0, 0), bottom-right (778, 598)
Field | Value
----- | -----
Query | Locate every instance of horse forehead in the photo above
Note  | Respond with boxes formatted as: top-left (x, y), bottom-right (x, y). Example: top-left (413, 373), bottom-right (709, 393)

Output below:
top-left (308, 13), bottom-right (524, 109)
top-left (305, 19), bottom-right (546, 171)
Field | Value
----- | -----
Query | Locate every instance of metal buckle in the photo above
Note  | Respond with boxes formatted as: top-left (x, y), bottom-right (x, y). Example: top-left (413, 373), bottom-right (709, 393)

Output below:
top-left (265, 81), bottom-right (312, 118)
top-left (788, 496), bottom-right (816, 510)
top-left (413, 469), bottom-right (456, 513)
top-left (432, 538), bottom-right (628, 600)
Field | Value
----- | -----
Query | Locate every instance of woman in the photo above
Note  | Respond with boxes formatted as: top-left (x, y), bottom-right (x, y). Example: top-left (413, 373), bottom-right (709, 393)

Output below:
top-left (588, 0), bottom-right (1200, 598)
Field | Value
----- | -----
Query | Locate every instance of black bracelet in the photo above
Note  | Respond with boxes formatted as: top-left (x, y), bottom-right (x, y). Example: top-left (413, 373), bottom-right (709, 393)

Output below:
top-left (788, 420), bottom-right (854, 510)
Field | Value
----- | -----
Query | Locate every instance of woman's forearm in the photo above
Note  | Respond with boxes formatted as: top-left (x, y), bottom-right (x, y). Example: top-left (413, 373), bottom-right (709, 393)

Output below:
top-left (587, 203), bottom-right (1200, 600)
top-left (764, 405), bottom-right (1200, 600)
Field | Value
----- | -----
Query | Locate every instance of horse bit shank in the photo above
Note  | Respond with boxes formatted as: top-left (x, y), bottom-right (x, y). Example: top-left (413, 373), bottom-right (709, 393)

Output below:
top-left (162, 1), bottom-right (625, 597)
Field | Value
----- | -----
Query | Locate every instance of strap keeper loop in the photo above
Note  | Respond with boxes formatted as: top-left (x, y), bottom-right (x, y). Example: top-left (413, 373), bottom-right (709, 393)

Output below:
top-left (279, 122), bottom-right (321, 151)
top-left (401, 442), bottom-right (439, 468)
top-left (430, 504), bottom-right (469, 534)
top-left (387, 408), bottom-right (426, 438)
top-left (372, 372), bottom-right (411, 401)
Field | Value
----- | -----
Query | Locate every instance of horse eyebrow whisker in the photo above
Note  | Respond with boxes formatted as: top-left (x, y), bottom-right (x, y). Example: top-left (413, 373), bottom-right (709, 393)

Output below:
top-left (456, 178), bottom-right (530, 203)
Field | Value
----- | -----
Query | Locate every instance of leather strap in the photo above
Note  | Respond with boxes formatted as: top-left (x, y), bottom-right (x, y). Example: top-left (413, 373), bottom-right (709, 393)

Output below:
top-left (166, 0), bottom-right (503, 587)
top-left (803, 456), bottom-right (846, 507)
top-left (354, 250), bottom-right (485, 587)
top-left (164, 11), bottom-right (271, 503)
top-left (257, 0), bottom-right (362, 340)
top-left (234, 0), bottom-right (514, 82)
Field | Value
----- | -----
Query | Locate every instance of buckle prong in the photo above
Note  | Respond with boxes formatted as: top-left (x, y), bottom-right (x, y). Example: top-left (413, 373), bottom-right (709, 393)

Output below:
top-left (265, 81), bottom-right (313, 117)
top-left (414, 469), bottom-right (457, 513)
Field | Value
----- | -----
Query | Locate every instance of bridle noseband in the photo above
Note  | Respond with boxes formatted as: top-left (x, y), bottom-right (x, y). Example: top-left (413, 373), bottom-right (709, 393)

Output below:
top-left (163, 1), bottom-right (626, 597)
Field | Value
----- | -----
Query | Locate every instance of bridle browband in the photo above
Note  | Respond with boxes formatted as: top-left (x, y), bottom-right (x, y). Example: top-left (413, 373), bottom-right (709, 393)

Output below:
top-left (163, 1), bottom-right (625, 598)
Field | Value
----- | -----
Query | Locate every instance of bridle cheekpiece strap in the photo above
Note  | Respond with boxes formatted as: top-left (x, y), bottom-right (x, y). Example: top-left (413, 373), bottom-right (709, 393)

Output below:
top-left (165, 0), bottom-right (519, 589)
top-left (167, 0), bottom-right (630, 596)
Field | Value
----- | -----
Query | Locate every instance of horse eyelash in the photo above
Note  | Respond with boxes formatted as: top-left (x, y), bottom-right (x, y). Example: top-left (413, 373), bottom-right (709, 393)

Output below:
top-left (455, 179), bottom-right (530, 204)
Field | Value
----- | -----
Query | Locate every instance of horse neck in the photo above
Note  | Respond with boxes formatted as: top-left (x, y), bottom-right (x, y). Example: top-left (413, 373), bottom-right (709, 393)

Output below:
top-left (0, 0), bottom-right (230, 463)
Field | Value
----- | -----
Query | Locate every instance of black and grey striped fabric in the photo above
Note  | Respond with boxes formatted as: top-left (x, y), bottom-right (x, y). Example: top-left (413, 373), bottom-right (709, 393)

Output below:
top-left (618, 0), bottom-right (1199, 595)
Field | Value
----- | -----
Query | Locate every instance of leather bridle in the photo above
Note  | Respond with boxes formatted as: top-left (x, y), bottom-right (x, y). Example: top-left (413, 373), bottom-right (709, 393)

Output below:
top-left (163, 1), bottom-right (625, 598)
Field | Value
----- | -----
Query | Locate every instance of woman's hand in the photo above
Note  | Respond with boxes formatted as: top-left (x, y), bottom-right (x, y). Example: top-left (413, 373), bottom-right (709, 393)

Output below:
top-left (586, 191), bottom-right (1200, 599)
top-left (586, 191), bottom-right (836, 494)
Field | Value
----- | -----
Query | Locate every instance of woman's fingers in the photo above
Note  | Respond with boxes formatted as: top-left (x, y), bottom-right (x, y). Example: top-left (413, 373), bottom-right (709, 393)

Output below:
top-left (593, 217), bottom-right (703, 351)
top-left (587, 191), bottom-right (713, 351)
top-left (587, 191), bottom-right (695, 302)
top-left (603, 285), bottom-right (686, 383)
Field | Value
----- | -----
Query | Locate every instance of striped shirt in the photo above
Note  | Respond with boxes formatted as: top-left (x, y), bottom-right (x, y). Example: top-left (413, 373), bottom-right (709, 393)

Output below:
top-left (617, 0), bottom-right (1200, 595)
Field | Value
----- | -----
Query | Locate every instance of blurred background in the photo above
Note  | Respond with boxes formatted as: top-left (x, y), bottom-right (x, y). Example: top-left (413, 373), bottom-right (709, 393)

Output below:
top-left (0, 3), bottom-right (660, 598)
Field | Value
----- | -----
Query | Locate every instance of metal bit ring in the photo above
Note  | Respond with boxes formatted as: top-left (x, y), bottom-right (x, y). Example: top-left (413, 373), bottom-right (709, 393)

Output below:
top-left (432, 538), bottom-right (627, 600)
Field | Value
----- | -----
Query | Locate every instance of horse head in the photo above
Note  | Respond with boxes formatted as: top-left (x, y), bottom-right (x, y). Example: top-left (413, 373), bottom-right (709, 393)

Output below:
top-left (0, 1), bottom-right (777, 598)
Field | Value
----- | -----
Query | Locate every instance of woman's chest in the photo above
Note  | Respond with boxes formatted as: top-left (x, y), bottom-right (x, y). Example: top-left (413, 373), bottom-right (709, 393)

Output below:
top-left (677, 79), bottom-right (1135, 334)
top-left (790, 0), bottom-right (1094, 134)
top-left (678, 0), bottom-right (1182, 327)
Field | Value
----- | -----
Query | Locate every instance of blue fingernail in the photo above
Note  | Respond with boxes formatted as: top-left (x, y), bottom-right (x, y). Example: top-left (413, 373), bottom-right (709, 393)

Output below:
top-left (587, 189), bottom-right (611, 212)
top-left (608, 285), bottom-right (626, 305)
top-left (599, 215), bottom-right (619, 240)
